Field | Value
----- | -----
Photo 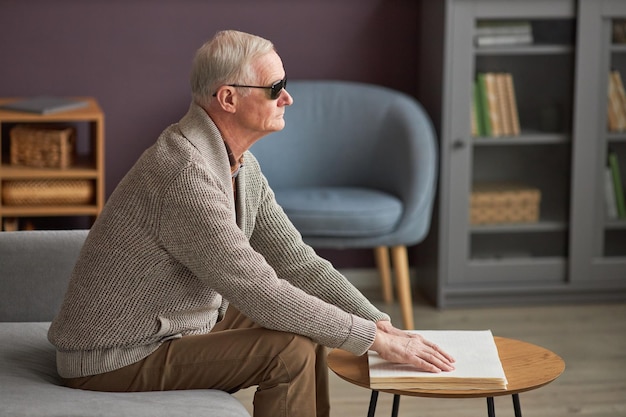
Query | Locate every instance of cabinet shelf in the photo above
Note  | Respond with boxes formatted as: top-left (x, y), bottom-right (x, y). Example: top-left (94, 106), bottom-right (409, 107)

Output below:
top-left (607, 132), bottom-right (626, 142)
top-left (0, 97), bottom-right (104, 231)
top-left (468, 256), bottom-right (565, 269)
top-left (416, 0), bottom-right (626, 307)
top-left (473, 132), bottom-right (570, 145)
top-left (475, 44), bottom-right (574, 56)
top-left (610, 44), bottom-right (626, 53)
top-left (465, 257), bottom-right (567, 285)
top-left (471, 219), bottom-right (567, 234)
top-left (605, 219), bottom-right (626, 230)
top-left (1, 205), bottom-right (100, 217)
top-left (0, 164), bottom-right (99, 179)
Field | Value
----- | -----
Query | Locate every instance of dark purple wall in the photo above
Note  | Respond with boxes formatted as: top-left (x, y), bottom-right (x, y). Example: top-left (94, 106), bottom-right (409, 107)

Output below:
top-left (0, 0), bottom-right (423, 267)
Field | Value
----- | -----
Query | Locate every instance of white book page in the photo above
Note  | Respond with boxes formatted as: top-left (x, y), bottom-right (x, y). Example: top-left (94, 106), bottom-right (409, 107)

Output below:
top-left (368, 330), bottom-right (507, 385)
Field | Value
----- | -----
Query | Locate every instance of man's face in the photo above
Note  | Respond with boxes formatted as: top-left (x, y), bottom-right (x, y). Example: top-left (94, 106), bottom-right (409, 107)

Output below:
top-left (236, 51), bottom-right (293, 135)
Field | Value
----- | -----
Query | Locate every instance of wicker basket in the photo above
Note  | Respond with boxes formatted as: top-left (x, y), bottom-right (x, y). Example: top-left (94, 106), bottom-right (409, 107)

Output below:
top-left (10, 124), bottom-right (76, 169)
top-left (1, 180), bottom-right (93, 206)
top-left (470, 183), bottom-right (541, 225)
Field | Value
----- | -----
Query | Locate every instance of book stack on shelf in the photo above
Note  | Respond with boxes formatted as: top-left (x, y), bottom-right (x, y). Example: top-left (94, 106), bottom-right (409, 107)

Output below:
top-left (613, 19), bottom-right (626, 44)
top-left (475, 20), bottom-right (533, 47)
top-left (472, 72), bottom-right (520, 138)
top-left (605, 149), bottom-right (626, 220)
top-left (608, 70), bottom-right (626, 132)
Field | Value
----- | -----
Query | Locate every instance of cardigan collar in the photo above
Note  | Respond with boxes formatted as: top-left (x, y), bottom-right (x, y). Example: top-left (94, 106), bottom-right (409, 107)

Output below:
top-left (177, 102), bottom-right (246, 227)
top-left (178, 102), bottom-right (233, 182)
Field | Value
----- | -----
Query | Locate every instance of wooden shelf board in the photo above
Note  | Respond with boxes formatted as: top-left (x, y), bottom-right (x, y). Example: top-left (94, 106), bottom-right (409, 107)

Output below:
top-left (0, 164), bottom-right (98, 179)
top-left (0, 205), bottom-right (99, 217)
top-left (0, 97), bottom-right (103, 122)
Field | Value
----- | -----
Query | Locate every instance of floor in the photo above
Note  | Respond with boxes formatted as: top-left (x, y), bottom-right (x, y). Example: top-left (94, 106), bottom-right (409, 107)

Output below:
top-left (232, 291), bottom-right (626, 417)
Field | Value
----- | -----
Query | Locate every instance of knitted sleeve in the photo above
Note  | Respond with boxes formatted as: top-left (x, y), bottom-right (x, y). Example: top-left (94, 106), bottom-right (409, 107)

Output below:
top-left (246, 162), bottom-right (390, 324)
top-left (157, 161), bottom-right (377, 355)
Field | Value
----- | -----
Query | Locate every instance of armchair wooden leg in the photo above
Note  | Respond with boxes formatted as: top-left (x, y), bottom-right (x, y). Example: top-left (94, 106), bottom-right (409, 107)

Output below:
top-left (374, 246), bottom-right (393, 304)
top-left (391, 245), bottom-right (414, 330)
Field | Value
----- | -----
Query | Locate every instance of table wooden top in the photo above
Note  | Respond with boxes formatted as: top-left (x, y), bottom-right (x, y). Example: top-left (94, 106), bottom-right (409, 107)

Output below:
top-left (327, 336), bottom-right (565, 399)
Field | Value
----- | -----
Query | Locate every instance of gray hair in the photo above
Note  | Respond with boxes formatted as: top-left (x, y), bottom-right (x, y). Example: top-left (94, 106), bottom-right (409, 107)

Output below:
top-left (190, 30), bottom-right (275, 107)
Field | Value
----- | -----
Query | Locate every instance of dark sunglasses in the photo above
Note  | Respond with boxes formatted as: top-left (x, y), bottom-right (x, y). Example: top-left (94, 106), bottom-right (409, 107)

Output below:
top-left (222, 77), bottom-right (287, 100)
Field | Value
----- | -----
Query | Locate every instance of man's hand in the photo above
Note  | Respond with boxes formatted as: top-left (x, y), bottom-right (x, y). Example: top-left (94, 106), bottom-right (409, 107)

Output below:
top-left (370, 321), bottom-right (456, 373)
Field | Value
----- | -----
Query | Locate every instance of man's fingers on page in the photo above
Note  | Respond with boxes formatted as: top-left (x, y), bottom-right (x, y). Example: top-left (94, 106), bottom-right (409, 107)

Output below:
top-left (411, 356), bottom-right (442, 373)
top-left (427, 341), bottom-right (456, 364)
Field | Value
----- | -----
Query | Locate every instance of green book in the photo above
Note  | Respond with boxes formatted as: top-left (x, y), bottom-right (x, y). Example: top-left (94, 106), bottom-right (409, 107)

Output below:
top-left (608, 150), bottom-right (626, 218)
top-left (477, 73), bottom-right (492, 137)
top-left (472, 80), bottom-right (485, 136)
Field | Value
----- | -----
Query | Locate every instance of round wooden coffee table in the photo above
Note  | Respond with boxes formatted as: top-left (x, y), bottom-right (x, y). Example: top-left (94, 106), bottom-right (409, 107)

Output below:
top-left (327, 337), bottom-right (565, 417)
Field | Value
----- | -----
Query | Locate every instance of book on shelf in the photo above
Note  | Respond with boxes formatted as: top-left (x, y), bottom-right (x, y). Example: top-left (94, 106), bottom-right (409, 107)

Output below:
top-left (476, 20), bottom-right (533, 36)
top-left (605, 166), bottom-right (618, 220)
top-left (368, 330), bottom-right (508, 391)
top-left (608, 71), bottom-right (626, 132)
top-left (0, 96), bottom-right (89, 115)
top-left (496, 73), bottom-right (512, 136)
top-left (613, 71), bottom-right (626, 122)
top-left (484, 73), bottom-right (503, 137)
top-left (608, 150), bottom-right (626, 218)
top-left (471, 82), bottom-right (479, 137)
top-left (476, 74), bottom-right (492, 137)
top-left (475, 20), bottom-right (533, 47)
top-left (472, 72), bottom-right (520, 138)
top-left (613, 19), bottom-right (626, 44)
top-left (503, 73), bottom-right (521, 135)
top-left (475, 34), bottom-right (533, 47)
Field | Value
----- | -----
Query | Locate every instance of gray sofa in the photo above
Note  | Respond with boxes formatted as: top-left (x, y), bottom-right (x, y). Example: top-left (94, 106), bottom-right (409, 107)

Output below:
top-left (0, 229), bottom-right (250, 417)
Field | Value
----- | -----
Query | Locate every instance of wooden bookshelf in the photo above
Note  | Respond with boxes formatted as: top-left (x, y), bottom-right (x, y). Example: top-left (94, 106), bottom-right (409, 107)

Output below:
top-left (0, 97), bottom-right (104, 230)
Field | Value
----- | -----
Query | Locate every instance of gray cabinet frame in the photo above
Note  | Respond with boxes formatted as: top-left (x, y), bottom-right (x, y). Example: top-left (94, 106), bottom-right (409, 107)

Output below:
top-left (417, 0), bottom-right (626, 307)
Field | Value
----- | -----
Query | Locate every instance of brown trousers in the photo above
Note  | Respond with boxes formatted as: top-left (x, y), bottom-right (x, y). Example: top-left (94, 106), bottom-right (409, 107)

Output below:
top-left (63, 307), bottom-right (330, 417)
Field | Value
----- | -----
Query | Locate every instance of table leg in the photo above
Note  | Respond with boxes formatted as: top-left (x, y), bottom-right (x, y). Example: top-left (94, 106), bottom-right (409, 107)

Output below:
top-left (367, 390), bottom-right (379, 417)
top-left (512, 394), bottom-right (522, 417)
top-left (391, 394), bottom-right (401, 417)
top-left (487, 397), bottom-right (496, 417)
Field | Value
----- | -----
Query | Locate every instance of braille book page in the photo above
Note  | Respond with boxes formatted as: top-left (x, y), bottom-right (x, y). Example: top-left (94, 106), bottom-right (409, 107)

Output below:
top-left (368, 330), bottom-right (508, 390)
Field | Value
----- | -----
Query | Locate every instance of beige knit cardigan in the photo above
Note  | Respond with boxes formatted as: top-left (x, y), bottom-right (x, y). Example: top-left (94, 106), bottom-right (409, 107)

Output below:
top-left (48, 103), bottom-right (389, 378)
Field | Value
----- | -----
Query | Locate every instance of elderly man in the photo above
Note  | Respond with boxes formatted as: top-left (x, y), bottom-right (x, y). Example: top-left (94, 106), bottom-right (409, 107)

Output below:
top-left (48, 30), bottom-right (454, 417)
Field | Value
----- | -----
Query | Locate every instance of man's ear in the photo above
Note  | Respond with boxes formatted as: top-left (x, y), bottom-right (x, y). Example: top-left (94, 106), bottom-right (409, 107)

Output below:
top-left (215, 87), bottom-right (238, 113)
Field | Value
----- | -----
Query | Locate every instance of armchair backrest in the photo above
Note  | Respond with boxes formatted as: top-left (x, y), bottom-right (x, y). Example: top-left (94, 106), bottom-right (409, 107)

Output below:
top-left (251, 80), bottom-right (438, 247)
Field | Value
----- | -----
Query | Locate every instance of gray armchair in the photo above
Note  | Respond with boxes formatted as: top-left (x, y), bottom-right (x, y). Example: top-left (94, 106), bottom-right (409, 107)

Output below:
top-left (251, 80), bottom-right (438, 329)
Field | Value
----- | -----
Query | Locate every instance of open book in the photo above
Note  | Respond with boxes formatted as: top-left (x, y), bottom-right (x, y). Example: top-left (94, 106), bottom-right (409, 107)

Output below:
top-left (368, 330), bottom-right (507, 391)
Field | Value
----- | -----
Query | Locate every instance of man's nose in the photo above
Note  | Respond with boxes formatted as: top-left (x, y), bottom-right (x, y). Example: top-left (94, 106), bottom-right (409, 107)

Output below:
top-left (280, 89), bottom-right (294, 106)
